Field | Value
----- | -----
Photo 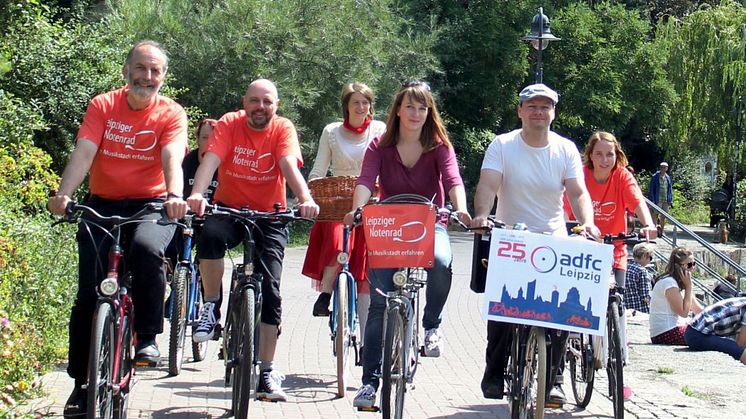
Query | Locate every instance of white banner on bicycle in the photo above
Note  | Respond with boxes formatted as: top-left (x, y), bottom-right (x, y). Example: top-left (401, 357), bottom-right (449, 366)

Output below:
top-left (482, 229), bottom-right (613, 336)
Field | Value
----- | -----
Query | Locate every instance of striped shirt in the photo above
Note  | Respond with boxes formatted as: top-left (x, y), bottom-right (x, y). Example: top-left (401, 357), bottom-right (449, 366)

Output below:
top-left (689, 297), bottom-right (746, 336)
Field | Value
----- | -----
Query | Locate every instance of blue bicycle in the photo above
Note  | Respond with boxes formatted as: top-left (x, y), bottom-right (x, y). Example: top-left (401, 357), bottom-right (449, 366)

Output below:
top-left (167, 214), bottom-right (208, 376)
top-left (330, 224), bottom-right (360, 397)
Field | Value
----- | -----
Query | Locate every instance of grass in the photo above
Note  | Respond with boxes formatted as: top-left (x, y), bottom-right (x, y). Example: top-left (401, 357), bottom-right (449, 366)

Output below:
top-left (681, 385), bottom-right (710, 400)
top-left (657, 367), bottom-right (674, 374)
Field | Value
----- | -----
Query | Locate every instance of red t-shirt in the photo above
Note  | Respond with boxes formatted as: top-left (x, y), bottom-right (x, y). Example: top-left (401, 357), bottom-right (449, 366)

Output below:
top-left (77, 87), bottom-right (188, 200)
top-left (564, 166), bottom-right (643, 270)
top-left (208, 111), bottom-right (302, 211)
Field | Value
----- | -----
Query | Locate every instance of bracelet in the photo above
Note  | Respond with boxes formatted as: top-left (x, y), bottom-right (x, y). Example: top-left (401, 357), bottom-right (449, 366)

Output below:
top-left (167, 192), bottom-right (183, 200)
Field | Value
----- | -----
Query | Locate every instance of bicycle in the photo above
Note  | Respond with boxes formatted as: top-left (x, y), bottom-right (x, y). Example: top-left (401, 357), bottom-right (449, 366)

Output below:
top-left (567, 231), bottom-right (653, 418)
top-left (329, 223), bottom-right (360, 398)
top-left (363, 194), bottom-right (467, 419)
top-left (477, 220), bottom-right (573, 419)
top-left (166, 214), bottom-right (208, 376)
top-left (59, 201), bottom-right (175, 419)
top-left (203, 204), bottom-right (312, 419)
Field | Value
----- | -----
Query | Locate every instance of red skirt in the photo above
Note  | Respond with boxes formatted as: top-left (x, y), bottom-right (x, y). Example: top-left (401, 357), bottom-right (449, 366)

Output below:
top-left (302, 221), bottom-right (368, 287)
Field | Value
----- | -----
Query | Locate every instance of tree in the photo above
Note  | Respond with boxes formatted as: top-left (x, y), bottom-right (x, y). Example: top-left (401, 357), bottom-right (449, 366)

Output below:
top-left (103, 0), bottom-right (439, 158)
top-left (656, 1), bottom-right (746, 164)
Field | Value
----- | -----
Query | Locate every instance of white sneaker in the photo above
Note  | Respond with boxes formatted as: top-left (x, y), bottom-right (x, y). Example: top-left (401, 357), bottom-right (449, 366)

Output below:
top-left (256, 369), bottom-right (288, 402)
top-left (353, 384), bottom-right (376, 408)
top-left (423, 328), bottom-right (443, 357)
top-left (192, 301), bottom-right (217, 343)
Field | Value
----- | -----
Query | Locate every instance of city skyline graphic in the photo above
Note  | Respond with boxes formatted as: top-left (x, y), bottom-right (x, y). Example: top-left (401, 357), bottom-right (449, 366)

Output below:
top-left (488, 279), bottom-right (601, 330)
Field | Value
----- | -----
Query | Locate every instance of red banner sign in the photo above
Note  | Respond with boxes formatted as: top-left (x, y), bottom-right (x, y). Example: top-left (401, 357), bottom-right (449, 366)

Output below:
top-left (362, 203), bottom-right (436, 269)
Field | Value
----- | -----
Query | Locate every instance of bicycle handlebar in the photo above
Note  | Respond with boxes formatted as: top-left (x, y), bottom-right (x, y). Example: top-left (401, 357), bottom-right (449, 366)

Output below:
top-left (204, 204), bottom-right (315, 224)
top-left (61, 201), bottom-right (178, 226)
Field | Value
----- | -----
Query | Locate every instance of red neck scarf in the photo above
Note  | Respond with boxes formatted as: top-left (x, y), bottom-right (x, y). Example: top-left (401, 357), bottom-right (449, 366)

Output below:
top-left (343, 117), bottom-right (372, 134)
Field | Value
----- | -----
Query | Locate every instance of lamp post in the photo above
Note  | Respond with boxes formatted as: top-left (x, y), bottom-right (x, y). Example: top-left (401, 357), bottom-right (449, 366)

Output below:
top-left (521, 7), bottom-right (560, 84)
top-left (731, 96), bottom-right (744, 221)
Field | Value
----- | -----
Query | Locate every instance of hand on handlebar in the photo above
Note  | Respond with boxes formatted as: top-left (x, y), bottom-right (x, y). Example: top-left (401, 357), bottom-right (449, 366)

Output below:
top-left (296, 197), bottom-right (319, 219)
top-left (164, 197), bottom-right (188, 220)
top-left (639, 225), bottom-right (658, 241)
top-left (187, 193), bottom-right (208, 217)
top-left (47, 194), bottom-right (72, 216)
top-left (579, 223), bottom-right (601, 241)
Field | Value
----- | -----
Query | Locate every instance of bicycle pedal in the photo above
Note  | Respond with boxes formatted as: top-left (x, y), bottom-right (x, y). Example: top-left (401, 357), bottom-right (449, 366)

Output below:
top-left (356, 406), bottom-right (379, 412)
top-left (133, 359), bottom-right (159, 368)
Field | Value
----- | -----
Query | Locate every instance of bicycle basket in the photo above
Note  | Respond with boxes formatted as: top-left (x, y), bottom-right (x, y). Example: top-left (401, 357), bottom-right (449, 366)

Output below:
top-left (308, 176), bottom-right (358, 222)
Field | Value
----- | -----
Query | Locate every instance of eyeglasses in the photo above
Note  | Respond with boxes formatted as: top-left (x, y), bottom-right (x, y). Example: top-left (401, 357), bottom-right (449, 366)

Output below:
top-left (682, 261), bottom-right (696, 269)
top-left (402, 80), bottom-right (431, 91)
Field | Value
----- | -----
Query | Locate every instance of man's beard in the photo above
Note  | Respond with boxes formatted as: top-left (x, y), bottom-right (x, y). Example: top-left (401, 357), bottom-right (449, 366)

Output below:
top-left (127, 75), bottom-right (160, 100)
top-left (248, 110), bottom-right (271, 129)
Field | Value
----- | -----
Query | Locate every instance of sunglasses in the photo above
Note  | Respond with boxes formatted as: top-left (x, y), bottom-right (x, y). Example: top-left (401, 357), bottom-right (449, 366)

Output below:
top-left (682, 261), bottom-right (696, 269)
top-left (402, 80), bottom-right (431, 91)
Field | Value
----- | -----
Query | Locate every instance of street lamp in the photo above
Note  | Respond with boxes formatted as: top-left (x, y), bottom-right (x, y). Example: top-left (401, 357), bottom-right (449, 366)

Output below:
top-left (730, 96), bottom-right (744, 221)
top-left (521, 7), bottom-right (560, 84)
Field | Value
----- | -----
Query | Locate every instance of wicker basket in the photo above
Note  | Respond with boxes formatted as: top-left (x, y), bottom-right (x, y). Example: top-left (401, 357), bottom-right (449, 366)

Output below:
top-left (308, 176), bottom-right (359, 221)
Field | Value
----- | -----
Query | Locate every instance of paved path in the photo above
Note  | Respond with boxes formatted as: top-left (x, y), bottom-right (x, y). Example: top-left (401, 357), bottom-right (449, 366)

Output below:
top-left (23, 232), bottom-right (737, 418)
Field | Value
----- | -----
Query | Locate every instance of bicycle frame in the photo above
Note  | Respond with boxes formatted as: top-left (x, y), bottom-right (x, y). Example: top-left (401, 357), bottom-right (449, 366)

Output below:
top-left (382, 267), bottom-right (425, 383)
top-left (330, 226), bottom-right (358, 349)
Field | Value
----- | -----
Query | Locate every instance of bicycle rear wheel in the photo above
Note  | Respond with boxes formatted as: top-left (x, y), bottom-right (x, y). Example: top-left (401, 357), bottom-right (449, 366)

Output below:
top-left (168, 265), bottom-right (188, 376)
top-left (87, 302), bottom-right (115, 419)
top-left (233, 287), bottom-right (255, 419)
top-left (517, 327), bottom-right (546, 419)
top-left (334, 272), bottom-right (350, 398)
top-left (191, 270), bottom-right (208, 362)
top-left (568, 333), bottom-right (595, 407)
top-left (381, 305), bottom-right (406, 419)
top-left (113, 310), bottom-right (133, 419)
top-left (607, 301), bottom-right (624, 419)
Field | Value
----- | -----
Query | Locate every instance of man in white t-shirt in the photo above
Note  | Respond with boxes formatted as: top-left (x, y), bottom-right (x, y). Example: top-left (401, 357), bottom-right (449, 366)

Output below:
top-left (471, 83), bottom-right (599, 404)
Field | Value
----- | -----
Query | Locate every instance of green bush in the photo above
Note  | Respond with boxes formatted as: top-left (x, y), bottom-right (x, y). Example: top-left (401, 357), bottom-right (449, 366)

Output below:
top-left (668, 189), bottom-right (710, 225)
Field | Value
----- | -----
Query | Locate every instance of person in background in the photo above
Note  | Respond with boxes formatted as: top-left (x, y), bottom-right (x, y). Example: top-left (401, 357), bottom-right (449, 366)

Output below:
top-left (563, 130), bottom-right (657, 401)
top-left (47, 40), bottom-right (189, 417)
top-left (183, 118), bottom-right (218, 201)
top-left (187, 79), bottom-right (319, 401)
top-left (713, 274), bottom-right (739, 300)
top-left (684, 296), bottom-right (746, 364)
top-left (649, 162), bottom-right (673, 235)
top-left (625, 242), bottom-right (655, 314)
top-left (649, 247), bottom-right (703, 345)
top-left (303, 83), bottom-right (386, 356)
top-left (344, 81), bottom-right (471, 409)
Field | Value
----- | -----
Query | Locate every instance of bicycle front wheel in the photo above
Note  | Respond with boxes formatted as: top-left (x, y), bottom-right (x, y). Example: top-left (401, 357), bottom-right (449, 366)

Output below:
top-left (569, 333), bottom-right (595, 407)
top-left (113, 309), bottom-right (133, 419)
top-left (168, 265), bottom-right (188, 376)
top-left (191, 270), bottom-right (208, 362)
top-left (381, 305), bottom-right (406, 419)
top-left (607, 301), bottom-right (624, 419)
top-left (233, 287), bottom-right (255, 419)
top-left (518, 327), bottom-right (546, 419)
top-left (87, 302), bottom-right (115, 419)
top-left (334, 272), bottom-right (350, 398)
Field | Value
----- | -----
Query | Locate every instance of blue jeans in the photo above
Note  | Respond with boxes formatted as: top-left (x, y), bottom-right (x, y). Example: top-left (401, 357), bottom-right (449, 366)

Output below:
top-left (361, 224), bottom-right (453, 389)
top-left (684, 325), bottom-right (745, 360)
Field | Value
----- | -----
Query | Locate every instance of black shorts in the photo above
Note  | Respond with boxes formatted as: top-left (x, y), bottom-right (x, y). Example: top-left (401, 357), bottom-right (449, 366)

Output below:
top-left (198, 216), bottom-right (288, 325)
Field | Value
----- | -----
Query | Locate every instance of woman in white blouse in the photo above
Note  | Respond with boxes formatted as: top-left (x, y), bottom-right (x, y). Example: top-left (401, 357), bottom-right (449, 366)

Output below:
top-left (302, 83), bottom-right (386, 343)
top-left (649, 246), bottom-right (703, 345)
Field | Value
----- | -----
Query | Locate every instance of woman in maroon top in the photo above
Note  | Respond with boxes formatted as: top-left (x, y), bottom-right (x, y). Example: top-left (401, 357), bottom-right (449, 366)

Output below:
top-left (343, 81), bottom-right (471, 408)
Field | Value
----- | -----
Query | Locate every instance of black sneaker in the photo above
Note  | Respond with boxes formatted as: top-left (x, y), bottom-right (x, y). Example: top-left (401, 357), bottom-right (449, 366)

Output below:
top-left (63, 385), bottom-right (87, 418)
top-left (481, 373), bottom-right (504, 399)
top-left (256, 369), bottom-right (287, 401)
top-left (312, 292), bottom-right (331, 317)
top-left (134, 339), bottom-right (160, 364)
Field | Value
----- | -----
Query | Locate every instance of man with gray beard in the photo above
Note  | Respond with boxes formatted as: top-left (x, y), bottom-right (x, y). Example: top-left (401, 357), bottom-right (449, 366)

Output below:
top-left (47, 40), bottom-right (188, 417)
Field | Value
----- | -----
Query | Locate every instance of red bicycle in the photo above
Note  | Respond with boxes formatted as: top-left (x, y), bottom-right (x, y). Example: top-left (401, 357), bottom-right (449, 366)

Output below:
top-left (60, 202), bottom-right (177, 418)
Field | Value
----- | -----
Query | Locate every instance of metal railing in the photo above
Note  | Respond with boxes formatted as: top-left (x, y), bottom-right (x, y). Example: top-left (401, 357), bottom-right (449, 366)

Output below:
top-left (646, 198), bottom-right (741, 301)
